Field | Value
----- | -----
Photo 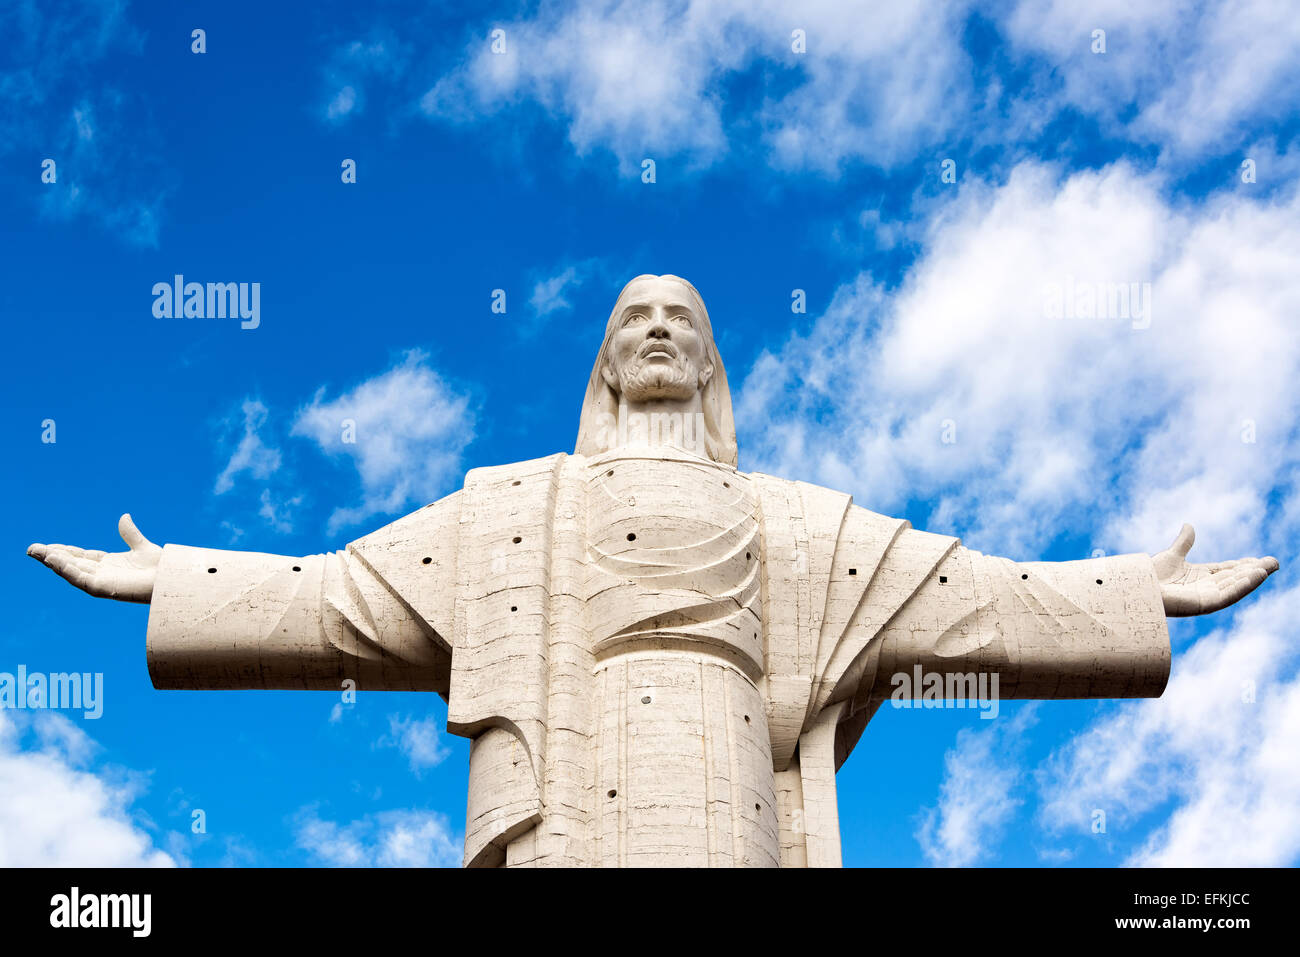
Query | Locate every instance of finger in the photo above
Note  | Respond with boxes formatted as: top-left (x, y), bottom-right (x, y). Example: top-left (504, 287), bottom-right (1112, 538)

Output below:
top-left (1170, 523), bottom-right (1195, 559)
top-left (42, 551), bottom-right (94, 592)
top-left (41, 544), bottom-right (105, 561)
top-left (1217, 566), bottom-right (1269, 603)
top-left (1263, 556), bottom-right (1280, 574)
top-left (1213, 564), bottom-right (1258, 587)
top-left (34, 544), bottom-right (75, 560)
top-left (69, 556), bottom-right (101, 576)
top-left (118, 513), bottom-right (152, 551)
top-left (1203, 558), bottom-right (1246, 574)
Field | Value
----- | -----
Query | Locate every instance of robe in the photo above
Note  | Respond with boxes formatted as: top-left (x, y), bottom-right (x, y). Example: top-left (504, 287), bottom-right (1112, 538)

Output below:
top-left (146, 450), bottom-right (1169, 866)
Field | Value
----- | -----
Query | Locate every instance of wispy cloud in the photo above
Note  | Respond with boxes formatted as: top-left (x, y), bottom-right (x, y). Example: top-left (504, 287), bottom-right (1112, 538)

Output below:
top-left (917, 705), bottom-right (1039, 867)
top-left (293, 805), bottom-right (461, 867)
top-left (215, 399), bottom-right (283, 495)
top-left (375, 714), bottom-right (450, 777)
top-left (319, 28), bottom-right (408, 124)
top-left (2, 1), bottom-right (167, 244)
top-left (530, 264), bottom-right (585, 318)
top-left (1002, 0), bottom-right (1300, 162)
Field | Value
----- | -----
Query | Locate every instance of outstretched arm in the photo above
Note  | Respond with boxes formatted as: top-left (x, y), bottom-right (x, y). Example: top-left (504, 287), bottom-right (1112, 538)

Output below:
top-left (860, 524), bottom-right (1278, 704)
top-left (814, 515), bottom-right (1281, 726)
top-left (29, 513), bottom-right (451, 693)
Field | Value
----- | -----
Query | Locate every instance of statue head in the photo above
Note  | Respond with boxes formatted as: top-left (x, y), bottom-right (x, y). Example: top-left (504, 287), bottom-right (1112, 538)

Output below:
top-left (575, 275), bottom-right (738, 466)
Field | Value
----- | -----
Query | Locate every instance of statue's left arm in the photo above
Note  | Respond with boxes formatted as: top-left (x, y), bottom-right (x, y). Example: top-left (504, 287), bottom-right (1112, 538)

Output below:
top-left (827, 520), bottom-right (1277, 708)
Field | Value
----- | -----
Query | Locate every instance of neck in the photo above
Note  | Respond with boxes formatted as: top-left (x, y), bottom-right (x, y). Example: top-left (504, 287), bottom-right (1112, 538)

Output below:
top-left (614, 394), bottom-right (708, 458)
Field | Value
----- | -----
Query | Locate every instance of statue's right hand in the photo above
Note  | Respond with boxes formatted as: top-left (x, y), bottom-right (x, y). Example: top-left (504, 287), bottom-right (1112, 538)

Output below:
top-left (27, 514), bottom-right (162, 604)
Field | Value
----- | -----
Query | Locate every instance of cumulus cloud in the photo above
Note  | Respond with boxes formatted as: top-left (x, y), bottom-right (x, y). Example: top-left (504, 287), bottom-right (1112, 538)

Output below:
top-left (294, 806), bottom-right (461, 867)
top-left (0, 711), bottom-right (174, 867)
top-left (417, 0), bottom-right (978, 172)
top-left (398, 1), bottom-right (1300, 173)
top-left (742, 158), bottom-right (1300, 866)
top-left (1037, 582), bottom-right (1300, 866)
top-left (292, 349), bottom-right (475, 533)
top-left (738, 160), bottom-right (1300, 562)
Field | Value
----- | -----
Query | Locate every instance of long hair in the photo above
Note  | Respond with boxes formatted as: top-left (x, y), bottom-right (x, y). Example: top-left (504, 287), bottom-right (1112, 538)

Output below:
top-left (574, 275), bottom-right (738, 467)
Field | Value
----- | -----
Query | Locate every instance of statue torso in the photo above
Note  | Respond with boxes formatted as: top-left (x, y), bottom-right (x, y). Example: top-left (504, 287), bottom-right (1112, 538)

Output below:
top-left (577, 454), bottom-right (779, 866)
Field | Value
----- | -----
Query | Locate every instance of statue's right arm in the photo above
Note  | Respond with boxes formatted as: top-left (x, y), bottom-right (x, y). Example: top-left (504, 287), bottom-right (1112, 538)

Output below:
top-left (28, 505), bottom-right (457, 694)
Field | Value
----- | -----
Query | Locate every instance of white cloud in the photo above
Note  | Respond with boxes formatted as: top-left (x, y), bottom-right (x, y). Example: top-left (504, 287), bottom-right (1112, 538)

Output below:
top-left (407, 1), bottom-right (1298, 173)
top-left (326, 85), bottom-right (357, 120)
top-left (294, 806), bottom-right (461, 867)
top-left (530, 264), bottom-right (584, 318)
top-left (319, 31), bottom-right (407, 124)
top-left (738, 160), bottom-right (1300, 562)
top-left (1003, 0), bottom-right (1300, 161)
top-left (419, 0), bottom-right (976, 173)
top-left (258, 488), bottom-right (302, 534)
top-left (214, 399), bottom-right (282, 495)
top-left (2, 4), bottom-right (167, 244)
top-left (1037, 581), bottom-right (1300, 866)
top-left (750, 158), bottom-right (1300, 867)
top-left (917, 705), bottom-right (1039, 866)
top-left (292, 349), bottom-right (475, 534)
top-left (0, 711), bottom-right (174, 867)
top-left (376, 714), bottom-right (450, 776)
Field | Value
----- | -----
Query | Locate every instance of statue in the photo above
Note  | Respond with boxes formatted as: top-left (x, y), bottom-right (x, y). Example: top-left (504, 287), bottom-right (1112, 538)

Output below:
top-left (28, 275), bottom-right (1279, 867)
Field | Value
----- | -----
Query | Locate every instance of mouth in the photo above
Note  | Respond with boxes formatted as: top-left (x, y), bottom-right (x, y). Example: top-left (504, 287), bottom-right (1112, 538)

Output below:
top-left (638, 340), bottom-right (679, 361)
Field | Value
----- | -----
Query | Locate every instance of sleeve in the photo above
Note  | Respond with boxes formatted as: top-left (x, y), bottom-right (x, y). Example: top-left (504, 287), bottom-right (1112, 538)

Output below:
top-left (145, 532), bottom-right (452, 694)
top-left (865, 545), bottom-right (1171, 701)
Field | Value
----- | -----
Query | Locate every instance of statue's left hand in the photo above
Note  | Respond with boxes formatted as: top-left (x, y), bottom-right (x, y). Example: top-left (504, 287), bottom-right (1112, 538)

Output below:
top-left (1153, 524), bottom-right (1279, 617)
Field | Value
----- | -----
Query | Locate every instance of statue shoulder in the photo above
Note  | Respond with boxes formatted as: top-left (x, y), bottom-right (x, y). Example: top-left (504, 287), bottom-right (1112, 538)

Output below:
top-left (346, 452), bottom-right (571, 567)
top-left (463, 452), bottom-right (569, 491)
top-left (745, 470), bottom-right (931, 541)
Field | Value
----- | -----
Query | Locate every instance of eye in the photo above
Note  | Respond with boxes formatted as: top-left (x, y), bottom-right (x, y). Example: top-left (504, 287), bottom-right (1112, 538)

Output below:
top-left (670, 313), bottom-right (692, 326)
top-left (623, 312), bottom-right (647, 326)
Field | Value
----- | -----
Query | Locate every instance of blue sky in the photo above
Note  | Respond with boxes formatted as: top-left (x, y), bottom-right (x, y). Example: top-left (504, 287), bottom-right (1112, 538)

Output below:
top-left (2, 0), bottom-right (1299, 867)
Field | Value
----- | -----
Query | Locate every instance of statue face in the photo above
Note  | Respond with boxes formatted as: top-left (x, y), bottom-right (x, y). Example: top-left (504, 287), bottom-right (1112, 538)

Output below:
top-left (602, 277), bottom-right (714, 403)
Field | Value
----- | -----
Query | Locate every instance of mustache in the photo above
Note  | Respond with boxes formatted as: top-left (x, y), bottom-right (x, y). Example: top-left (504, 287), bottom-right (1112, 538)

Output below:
top-left (636, 339), bottom-right (680, 360)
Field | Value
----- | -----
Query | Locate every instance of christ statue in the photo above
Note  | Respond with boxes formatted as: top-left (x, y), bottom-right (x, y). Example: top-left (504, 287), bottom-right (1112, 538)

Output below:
top-left (28, 274), bottom-right (1279, 867)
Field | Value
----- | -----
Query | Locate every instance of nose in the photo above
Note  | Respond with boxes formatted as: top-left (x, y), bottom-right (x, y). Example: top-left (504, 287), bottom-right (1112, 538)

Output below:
top-left (646, 313), bottom-right (671, 338)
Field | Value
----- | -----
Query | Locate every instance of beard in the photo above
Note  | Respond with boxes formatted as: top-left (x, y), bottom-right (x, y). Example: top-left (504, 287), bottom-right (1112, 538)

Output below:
top-left (617, 357), bottom-right (700, 402)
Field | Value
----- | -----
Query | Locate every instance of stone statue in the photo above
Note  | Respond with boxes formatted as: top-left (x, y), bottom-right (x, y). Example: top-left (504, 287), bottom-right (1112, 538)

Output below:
top-left (29, 275), bottom-right (1279, 867)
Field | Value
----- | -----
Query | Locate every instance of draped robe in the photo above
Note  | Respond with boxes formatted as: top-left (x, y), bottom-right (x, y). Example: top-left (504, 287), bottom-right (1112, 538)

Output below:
top-left (146, 449), bottom-right (1169, 867)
